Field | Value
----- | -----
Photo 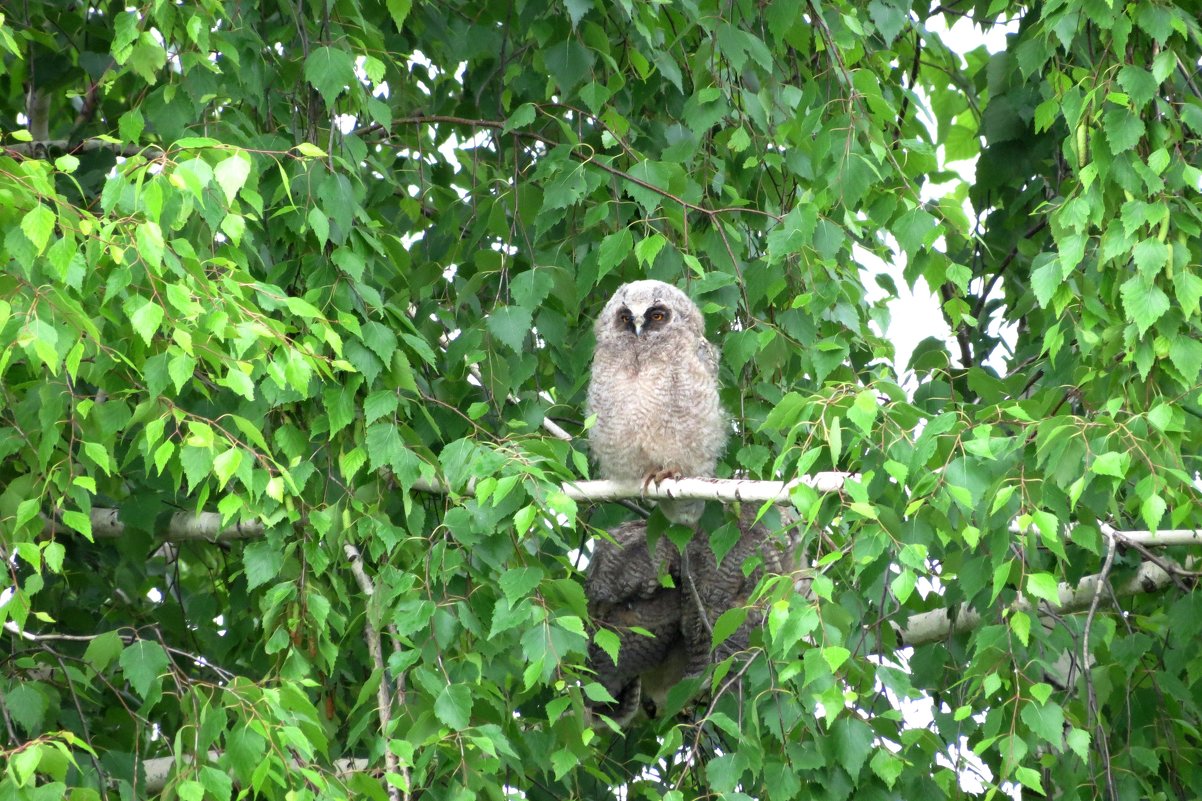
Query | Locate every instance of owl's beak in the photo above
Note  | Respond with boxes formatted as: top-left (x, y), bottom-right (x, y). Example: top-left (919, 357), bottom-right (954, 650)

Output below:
top-left (632, 320), bottom-right (643, 337)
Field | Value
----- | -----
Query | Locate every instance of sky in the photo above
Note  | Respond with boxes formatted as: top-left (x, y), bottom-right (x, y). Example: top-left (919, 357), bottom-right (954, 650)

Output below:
top-left (867, 13), bottom-right (1020, 384)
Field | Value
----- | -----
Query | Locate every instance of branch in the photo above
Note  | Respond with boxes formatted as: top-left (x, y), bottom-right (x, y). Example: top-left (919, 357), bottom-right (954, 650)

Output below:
top-left (78, 480), bottom-right (1202, 546)
top-left (140, 752), bottom-right (367, 794)
top-left (385, 115), bottom-right (781, 222)
top-left (344, 545), bottom-right (407, 801)
top-left (898, 556), bottom-right (1184, 647)
top-left (413, 472), bottom-right (856, 503)
top-left (79, 508), bottom-right (265, 541)
top-left (5, 138), bottom-right (148, 158)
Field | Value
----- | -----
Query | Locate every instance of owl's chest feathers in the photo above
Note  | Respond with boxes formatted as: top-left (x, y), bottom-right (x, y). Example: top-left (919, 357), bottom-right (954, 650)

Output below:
top-left (589, 342), bottom-right (723, 477)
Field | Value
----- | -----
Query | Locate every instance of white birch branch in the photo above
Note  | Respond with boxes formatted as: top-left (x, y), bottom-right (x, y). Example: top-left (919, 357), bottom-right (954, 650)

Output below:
top-left (411, 471), bottom-right (856, 503)
top-left (898, 557), bottom-right (1181, 647)
top-left (344, 544), bottom-right (407, 801)
top-left (140, 752), bottom-right (367, 794)
top-left (81, 508), bottom-right (265, 541)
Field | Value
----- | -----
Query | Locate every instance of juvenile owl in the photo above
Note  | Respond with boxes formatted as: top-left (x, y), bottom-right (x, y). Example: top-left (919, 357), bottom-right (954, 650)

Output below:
top-left (586, 280), bottom-right (727, 525)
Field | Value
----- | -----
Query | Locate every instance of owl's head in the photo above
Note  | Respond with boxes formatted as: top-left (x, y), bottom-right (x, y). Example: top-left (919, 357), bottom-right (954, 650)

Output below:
top-left (596, 280), bottom-right (704, 343)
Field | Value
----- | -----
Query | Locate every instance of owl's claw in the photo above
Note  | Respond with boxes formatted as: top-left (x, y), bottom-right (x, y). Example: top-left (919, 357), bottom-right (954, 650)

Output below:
top-left (642, 467), bottom-right (683, 494)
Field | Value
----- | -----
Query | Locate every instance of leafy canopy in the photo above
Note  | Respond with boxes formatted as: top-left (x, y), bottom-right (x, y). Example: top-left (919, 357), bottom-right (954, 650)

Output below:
top-left (2, 1), bottom-right (1202, 799)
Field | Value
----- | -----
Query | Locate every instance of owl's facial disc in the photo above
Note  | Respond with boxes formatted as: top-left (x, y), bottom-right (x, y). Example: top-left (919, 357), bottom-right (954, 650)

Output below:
top-left (642, 305), bottom-right (671, 333)
top-left (616, 307), bottom-right (638, 335)
top-left (615, 302), bottom-right (671, 337)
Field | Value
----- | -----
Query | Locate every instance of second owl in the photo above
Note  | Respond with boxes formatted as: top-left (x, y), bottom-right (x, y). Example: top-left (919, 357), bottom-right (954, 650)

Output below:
top-left (586, 280), bottom-right (727, 525)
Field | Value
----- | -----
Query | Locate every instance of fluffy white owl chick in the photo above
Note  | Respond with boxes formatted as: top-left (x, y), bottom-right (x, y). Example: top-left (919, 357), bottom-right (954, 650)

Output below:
top-left (586, 280), bottom-right (727, 525)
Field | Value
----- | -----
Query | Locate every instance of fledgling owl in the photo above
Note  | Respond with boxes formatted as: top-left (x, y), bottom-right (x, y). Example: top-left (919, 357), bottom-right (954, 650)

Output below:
top-left (586, 280), bottom-right (727, 525)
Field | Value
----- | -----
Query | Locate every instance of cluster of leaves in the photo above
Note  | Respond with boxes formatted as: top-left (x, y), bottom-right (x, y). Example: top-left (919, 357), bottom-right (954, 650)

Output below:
top-left (1, 0), bottom-right (1200, 799)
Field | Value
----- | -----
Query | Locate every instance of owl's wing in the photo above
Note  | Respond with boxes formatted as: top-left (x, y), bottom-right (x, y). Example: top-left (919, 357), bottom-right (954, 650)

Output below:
top-left (697, 337), bottom-right (720, 378)
top-left (586, 523), bottom-right (681, 605)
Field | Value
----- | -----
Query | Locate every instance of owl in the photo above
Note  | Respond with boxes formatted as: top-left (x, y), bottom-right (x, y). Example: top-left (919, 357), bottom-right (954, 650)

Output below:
top-left (586, 280), bottom-right (727, 526)
top-left (584, 511), bottom-right (802, 727)
top-left (584, 519), bottom-right (686, 727)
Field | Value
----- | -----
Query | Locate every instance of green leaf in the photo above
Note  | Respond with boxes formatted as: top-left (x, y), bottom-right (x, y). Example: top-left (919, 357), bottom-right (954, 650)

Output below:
top-left (128, 297), bottom-right (165, 345)
top-left (214, 152), bottom-right (252, 205)
top-left (118, 640), bottom-right (169, 698)
top-left (832, 716), bottom-right (873, 777)
top-left (634, 234), bottom-right (667, 268)
top-left (1133, 238), bottom-right (1168, 278)
top-left (596, 229), bottom-right (633, 281)
top-left (541, 162), bottom-right (586, 211)
top-left (243, 540), bottom-right (284, 591)
top-left (868, 0), bottom-right (906, 45)
top-left (1066, 727), bottom-right (1092, 761)
top-left (711, 606), bottom-right (749, 650)
top-left (499, 566), bottom-right (544, 606)
top-left (511, 269), bottom-right (555, 308)
top-left (486, 305), bottom-right (532, 353)
top-left (12, 745), bottom-right (41, 785)
top-left (893, 207), bottom-right (938, 258)
top-left (1168, 336), bottom-right (1202, 385)
top-left (846, 388), bottom-right (878, 434)
top-left (822, 645), bottom-right (850, 672)
top-left (386, 0), bottom-right (412, 30)
top-left (365, 423), bottom-right (420, 484)
top-left (1015, 766), bottom-right (1045, 794)
top-left (1140, 493), bottom-right (1166, 532)
top-left (84, 631), bottom-right (125, 671)
top-left (4, 683), bottom-right (49, 732)
top-left (212, 448), bottom-right (242, 488)
top-left (760, 391), bottom-right (804, 431)
top-left (1025, 572), bottom-right (1061, 605)
top-left (564, 0), bottom-right (590, 26)
top-left (1117, 65), bottom-right (1158, 108)
top-left (21, 204), bottom-right (55, 253)
top-left (1010, 609), bottom-right (1031, 646)
top-left (1030, 256), bottom-right (1065, 309)
top-left (705, 753), bottom-right (748, 794)
top-left (1103, 106), bottom-right (1145, 153)
top-left (304, 46), bottom-right (356, 106)
top-left (1119, 276), bottom-right (1170, 336)
top-left (1173, 271), bottom-right (1202, 318)
top-left (543, 39), bottom-right (593, 93)
top-left (62, 510), bottom-right (92, 541)
top-left (1089, 450), bottom-right (1128, 478)
top-left (434, 684), bottom-right (474, 730)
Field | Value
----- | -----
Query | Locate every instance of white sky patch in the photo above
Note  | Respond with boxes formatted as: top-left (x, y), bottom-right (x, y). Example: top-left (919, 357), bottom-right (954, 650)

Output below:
top-left (871, 15), bottom-right (1021, 383)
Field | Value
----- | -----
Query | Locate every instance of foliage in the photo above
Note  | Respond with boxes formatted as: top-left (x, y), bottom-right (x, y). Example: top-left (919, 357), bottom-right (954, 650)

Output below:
top-left (1, 0), bottom-right (1201, 799)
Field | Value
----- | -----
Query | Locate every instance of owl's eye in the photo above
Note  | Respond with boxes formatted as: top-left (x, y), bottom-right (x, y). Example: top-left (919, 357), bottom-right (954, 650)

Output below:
top-left (647, 308), bottom-right (668, 323)
top-left (618, 310), bottom-right (633, 324)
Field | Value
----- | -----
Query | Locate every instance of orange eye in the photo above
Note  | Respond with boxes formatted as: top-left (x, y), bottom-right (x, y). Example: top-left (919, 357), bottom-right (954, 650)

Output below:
top-left (649, 310), bottom-right (665, 321)
top-left (618, 311), bottom-right (632, 323)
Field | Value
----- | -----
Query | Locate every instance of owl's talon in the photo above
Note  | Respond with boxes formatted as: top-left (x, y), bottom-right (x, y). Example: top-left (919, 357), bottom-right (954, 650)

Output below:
top-left (642, 468), bottom-right (683, 494)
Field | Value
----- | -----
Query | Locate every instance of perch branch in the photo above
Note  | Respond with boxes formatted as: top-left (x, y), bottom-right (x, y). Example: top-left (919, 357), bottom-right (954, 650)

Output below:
top-left (412, 472), bottom-right (857, 503)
